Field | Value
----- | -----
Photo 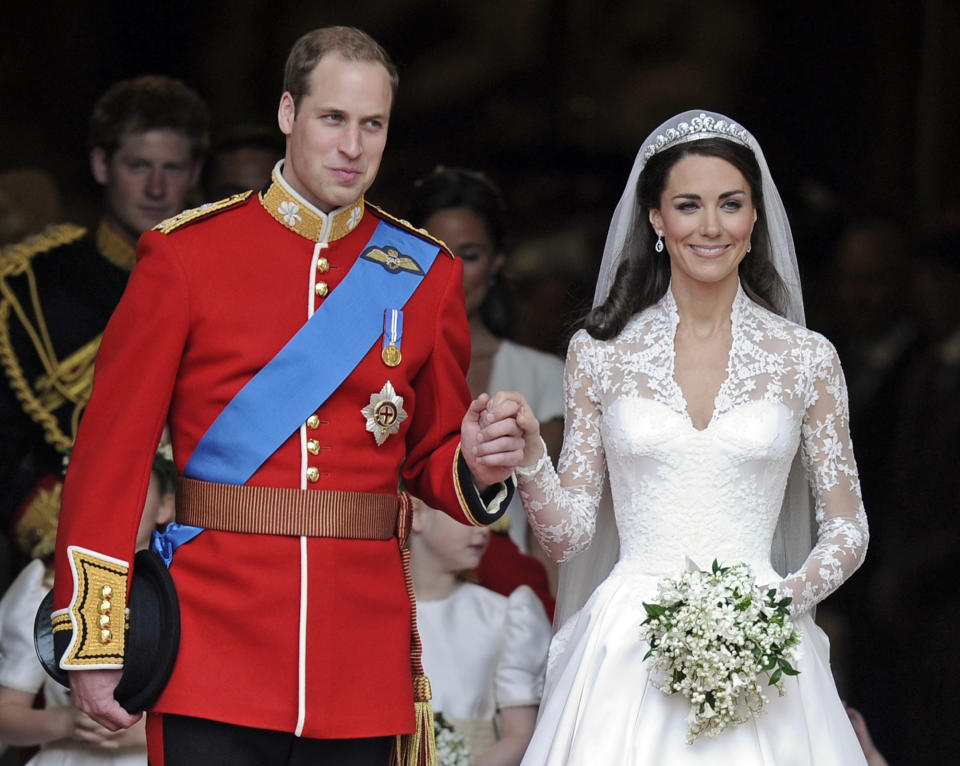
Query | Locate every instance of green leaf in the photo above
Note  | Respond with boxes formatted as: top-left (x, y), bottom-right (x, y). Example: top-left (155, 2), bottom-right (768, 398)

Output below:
top-left (779, 659), bottom-right (799, 676)
top-left (769, 668), bottom-right (782, 685)
top-left (643, 602), bottom-right (667, 618)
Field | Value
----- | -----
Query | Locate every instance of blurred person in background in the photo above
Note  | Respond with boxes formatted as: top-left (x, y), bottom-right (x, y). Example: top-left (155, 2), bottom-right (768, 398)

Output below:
top-left (871, 224), bottom-right (960, 765)
top-left (0, 442), bottom-right (175, 765)
top-left (813, 219), bottom-right (921, 759)
top-left (203, 124), bottom-right (283, 201)
top-left (0, 169), bottom-right (61, 248)
top-left (409, 493), bottom-right (550, 765)
top-left (408, 166), bottom-right (563, 614)
top-left (0, 75), bottom-right (207, 582)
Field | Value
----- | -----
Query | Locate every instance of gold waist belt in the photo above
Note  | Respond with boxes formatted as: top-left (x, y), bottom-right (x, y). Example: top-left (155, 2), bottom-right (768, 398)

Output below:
top-left (176, 477), bottom-right (399, 539)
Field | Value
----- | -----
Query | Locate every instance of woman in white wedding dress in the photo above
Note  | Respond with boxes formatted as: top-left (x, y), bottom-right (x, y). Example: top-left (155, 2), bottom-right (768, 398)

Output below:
top-left (502, 111), bottom-right (870, 765)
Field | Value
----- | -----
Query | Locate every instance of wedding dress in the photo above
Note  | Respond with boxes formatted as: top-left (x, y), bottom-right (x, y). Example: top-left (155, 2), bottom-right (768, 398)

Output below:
top-left (517, 285), bottom-right (869, 765)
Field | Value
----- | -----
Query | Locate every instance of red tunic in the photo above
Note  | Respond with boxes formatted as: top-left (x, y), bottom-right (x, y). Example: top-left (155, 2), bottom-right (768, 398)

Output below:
top-left (53, 175), bottom-right (505, 739)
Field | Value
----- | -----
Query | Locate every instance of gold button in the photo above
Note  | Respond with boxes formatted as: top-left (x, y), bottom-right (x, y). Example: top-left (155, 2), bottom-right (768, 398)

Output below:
top-left (306, 414), bottom-right (320, 429)
top-left (315, 281), bottom-right (329, 297)
top-left (100, 628), bottom-right (112, 644)
top-left (317, 257), bottom-right (330, 273)
top-left (99, 599), bottom-right (111, 614)
top-left (99, 614), bottom-right (111, 628)
top-left (101, 585), bottom-right (112, 598)
top-left (307, 439), bottom-right (320, 455)
top-left (306, 466), bottom-right (320, 482)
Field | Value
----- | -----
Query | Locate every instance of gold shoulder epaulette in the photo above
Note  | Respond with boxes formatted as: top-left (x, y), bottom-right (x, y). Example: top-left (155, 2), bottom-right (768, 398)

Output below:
top-left (0, 223), bottom-right (87, 278)
top-left (153, 191), bottom-right (253, 234)
top-left (367, 202), bottom-right (453, 257)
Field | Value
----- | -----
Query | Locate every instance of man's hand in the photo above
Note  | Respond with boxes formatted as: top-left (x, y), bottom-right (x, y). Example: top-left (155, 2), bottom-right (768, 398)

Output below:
top-left (461, 391), bottom-right (541, 487)
top-left (68, 669), bottom-right (141, 732)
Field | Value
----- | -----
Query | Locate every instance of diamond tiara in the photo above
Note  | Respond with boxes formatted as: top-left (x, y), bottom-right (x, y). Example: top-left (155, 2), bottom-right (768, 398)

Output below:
top-left (642, 113), bottom-right (752, 160)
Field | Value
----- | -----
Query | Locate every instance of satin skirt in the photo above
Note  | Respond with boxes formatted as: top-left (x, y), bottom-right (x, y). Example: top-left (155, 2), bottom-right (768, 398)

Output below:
top-left (521, 563), bottom-right (868, 766)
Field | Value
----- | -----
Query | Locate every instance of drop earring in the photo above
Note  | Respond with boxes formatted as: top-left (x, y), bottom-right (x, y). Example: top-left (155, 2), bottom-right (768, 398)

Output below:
top-left (655, 231), bottom-right (664, 253)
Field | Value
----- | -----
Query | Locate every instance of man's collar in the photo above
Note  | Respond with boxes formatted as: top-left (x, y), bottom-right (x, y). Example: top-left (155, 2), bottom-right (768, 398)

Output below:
top-left (96, 219), bottom-right (137, 272)
top-left (259, 161), bottom-right (365, 243)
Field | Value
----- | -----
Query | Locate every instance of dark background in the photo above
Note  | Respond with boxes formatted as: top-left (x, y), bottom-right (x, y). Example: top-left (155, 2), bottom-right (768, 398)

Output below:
top-left (1, 2), bottom-right (957, 763)
top-left (2, 1), bottom-right (957, 325)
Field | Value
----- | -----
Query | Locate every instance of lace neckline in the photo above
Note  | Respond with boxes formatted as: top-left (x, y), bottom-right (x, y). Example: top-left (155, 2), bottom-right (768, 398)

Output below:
top-left (658, 282), bottom-right (748, 432)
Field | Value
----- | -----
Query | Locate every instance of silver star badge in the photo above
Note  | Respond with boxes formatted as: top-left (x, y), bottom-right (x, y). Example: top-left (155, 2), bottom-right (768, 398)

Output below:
top-left (362, 381), bottom-right (408, 446)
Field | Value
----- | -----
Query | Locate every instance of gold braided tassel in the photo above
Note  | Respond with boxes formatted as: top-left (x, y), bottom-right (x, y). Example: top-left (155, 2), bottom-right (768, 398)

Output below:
top-left (391, 675), bottom-right (436, 766)
top-left (390, 492), bottom-right (437, 766)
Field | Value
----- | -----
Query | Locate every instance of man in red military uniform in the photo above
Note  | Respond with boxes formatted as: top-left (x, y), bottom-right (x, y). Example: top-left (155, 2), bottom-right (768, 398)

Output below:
top-left (52, 26), bottom-right (522, 766)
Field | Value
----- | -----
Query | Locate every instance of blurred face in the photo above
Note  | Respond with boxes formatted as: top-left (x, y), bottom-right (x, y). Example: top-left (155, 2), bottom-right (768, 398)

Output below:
top-left (277, 53), bottom-right (392, 212)
top-left (412, 498), bottom-right (490, 572)
top-left (422, 208), bottom-right (505, 317)
top-left (91, 128), bottom-right (201, 242)
top-left (835, 232), bottom-right (902, 337)
top-left (207, 146), bottom-right (280, 199)
top-left (649, 154), bottom-right (756, 290)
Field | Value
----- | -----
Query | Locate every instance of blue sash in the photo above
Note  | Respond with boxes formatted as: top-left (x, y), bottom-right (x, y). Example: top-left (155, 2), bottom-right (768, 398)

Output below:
top-left (184, 218), bottom-right (441, 485)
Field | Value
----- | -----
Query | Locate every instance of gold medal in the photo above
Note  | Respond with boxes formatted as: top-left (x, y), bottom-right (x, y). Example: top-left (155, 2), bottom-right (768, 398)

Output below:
top-left (382, 309), bottom-right (404, 368)
top-left (381, 343), bottom-right (402, 367)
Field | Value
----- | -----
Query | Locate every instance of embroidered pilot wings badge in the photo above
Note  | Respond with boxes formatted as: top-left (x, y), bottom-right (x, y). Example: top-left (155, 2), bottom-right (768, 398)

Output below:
top-left (360, 246), bottom-right (424, 275)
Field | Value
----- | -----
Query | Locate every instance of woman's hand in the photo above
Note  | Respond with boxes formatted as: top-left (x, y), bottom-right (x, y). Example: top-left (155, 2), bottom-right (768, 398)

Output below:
top-left (483, 391), bottom-right (544, 468)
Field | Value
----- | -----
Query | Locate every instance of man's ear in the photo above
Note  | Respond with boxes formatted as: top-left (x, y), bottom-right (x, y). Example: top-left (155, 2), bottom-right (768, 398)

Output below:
top-left (278, 92), bottom-right (296, 136)
top-left (188, 159), bottom-right (204, 191)
top-left (90, 147), bottom-right (110, 186)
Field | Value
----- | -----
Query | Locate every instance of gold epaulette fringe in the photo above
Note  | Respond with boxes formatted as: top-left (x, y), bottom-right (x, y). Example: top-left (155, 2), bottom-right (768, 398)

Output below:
top-left (367, 203), bottom-right (452, 257)
top-left (0, 226), bottom-right (99, 452)
top-left (153, 191), bottom-right (252, 234)
top-left (0, 223), bottom-right (87, 276)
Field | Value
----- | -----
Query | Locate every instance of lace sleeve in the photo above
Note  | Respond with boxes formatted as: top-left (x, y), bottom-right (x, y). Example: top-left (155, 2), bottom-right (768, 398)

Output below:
top-left (517, 331), bottom-right (606, 562)
top-left (776, 340), bottom-right (869, 615)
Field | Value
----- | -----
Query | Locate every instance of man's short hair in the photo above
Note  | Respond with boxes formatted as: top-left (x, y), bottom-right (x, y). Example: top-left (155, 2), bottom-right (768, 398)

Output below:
top-left (88, 75), bottom-right (210, 160)
top-left (282, 26), bottom-right (399, 114)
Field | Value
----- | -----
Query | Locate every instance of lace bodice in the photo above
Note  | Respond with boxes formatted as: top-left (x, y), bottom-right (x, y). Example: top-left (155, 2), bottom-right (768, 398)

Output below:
top-left (518, 286), bottom-right (868, 615)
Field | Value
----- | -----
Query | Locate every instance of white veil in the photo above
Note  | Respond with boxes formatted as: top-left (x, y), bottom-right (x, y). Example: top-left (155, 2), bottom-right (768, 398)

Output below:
top-left (553, 110), bottom-right (815, 630)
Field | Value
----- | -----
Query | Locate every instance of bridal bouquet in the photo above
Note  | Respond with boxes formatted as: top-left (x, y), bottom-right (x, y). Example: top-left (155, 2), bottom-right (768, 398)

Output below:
top-left (434, 711), bottom-right (471, 766)
top-left (640, 559), bottom-right (801, 743)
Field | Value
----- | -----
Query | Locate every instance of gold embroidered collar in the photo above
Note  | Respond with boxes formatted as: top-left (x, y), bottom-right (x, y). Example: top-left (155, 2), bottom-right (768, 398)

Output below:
top-left (259, 163), bottom-right (365, 243)
top-left (96, 219), bottom-right (137, 272)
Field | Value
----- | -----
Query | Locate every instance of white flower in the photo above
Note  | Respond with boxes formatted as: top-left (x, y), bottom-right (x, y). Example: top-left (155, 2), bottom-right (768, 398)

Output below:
top-left (278, 200), bottom-right (301, 226)
top-left (434, 712), bottom-right (470, 766)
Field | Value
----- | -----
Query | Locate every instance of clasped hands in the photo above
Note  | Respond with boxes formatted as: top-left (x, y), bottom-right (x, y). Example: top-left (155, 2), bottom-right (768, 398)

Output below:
top-left (461, 391), bottom-right (545, 488)
top-left (71, 391), bottom-right (545, 732)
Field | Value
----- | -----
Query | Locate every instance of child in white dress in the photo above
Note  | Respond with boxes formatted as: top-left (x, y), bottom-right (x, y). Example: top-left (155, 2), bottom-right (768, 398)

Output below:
top-left (409, 496), bottom-right (551, 766)
top-left (0, 450), bottom-right (175, 765)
